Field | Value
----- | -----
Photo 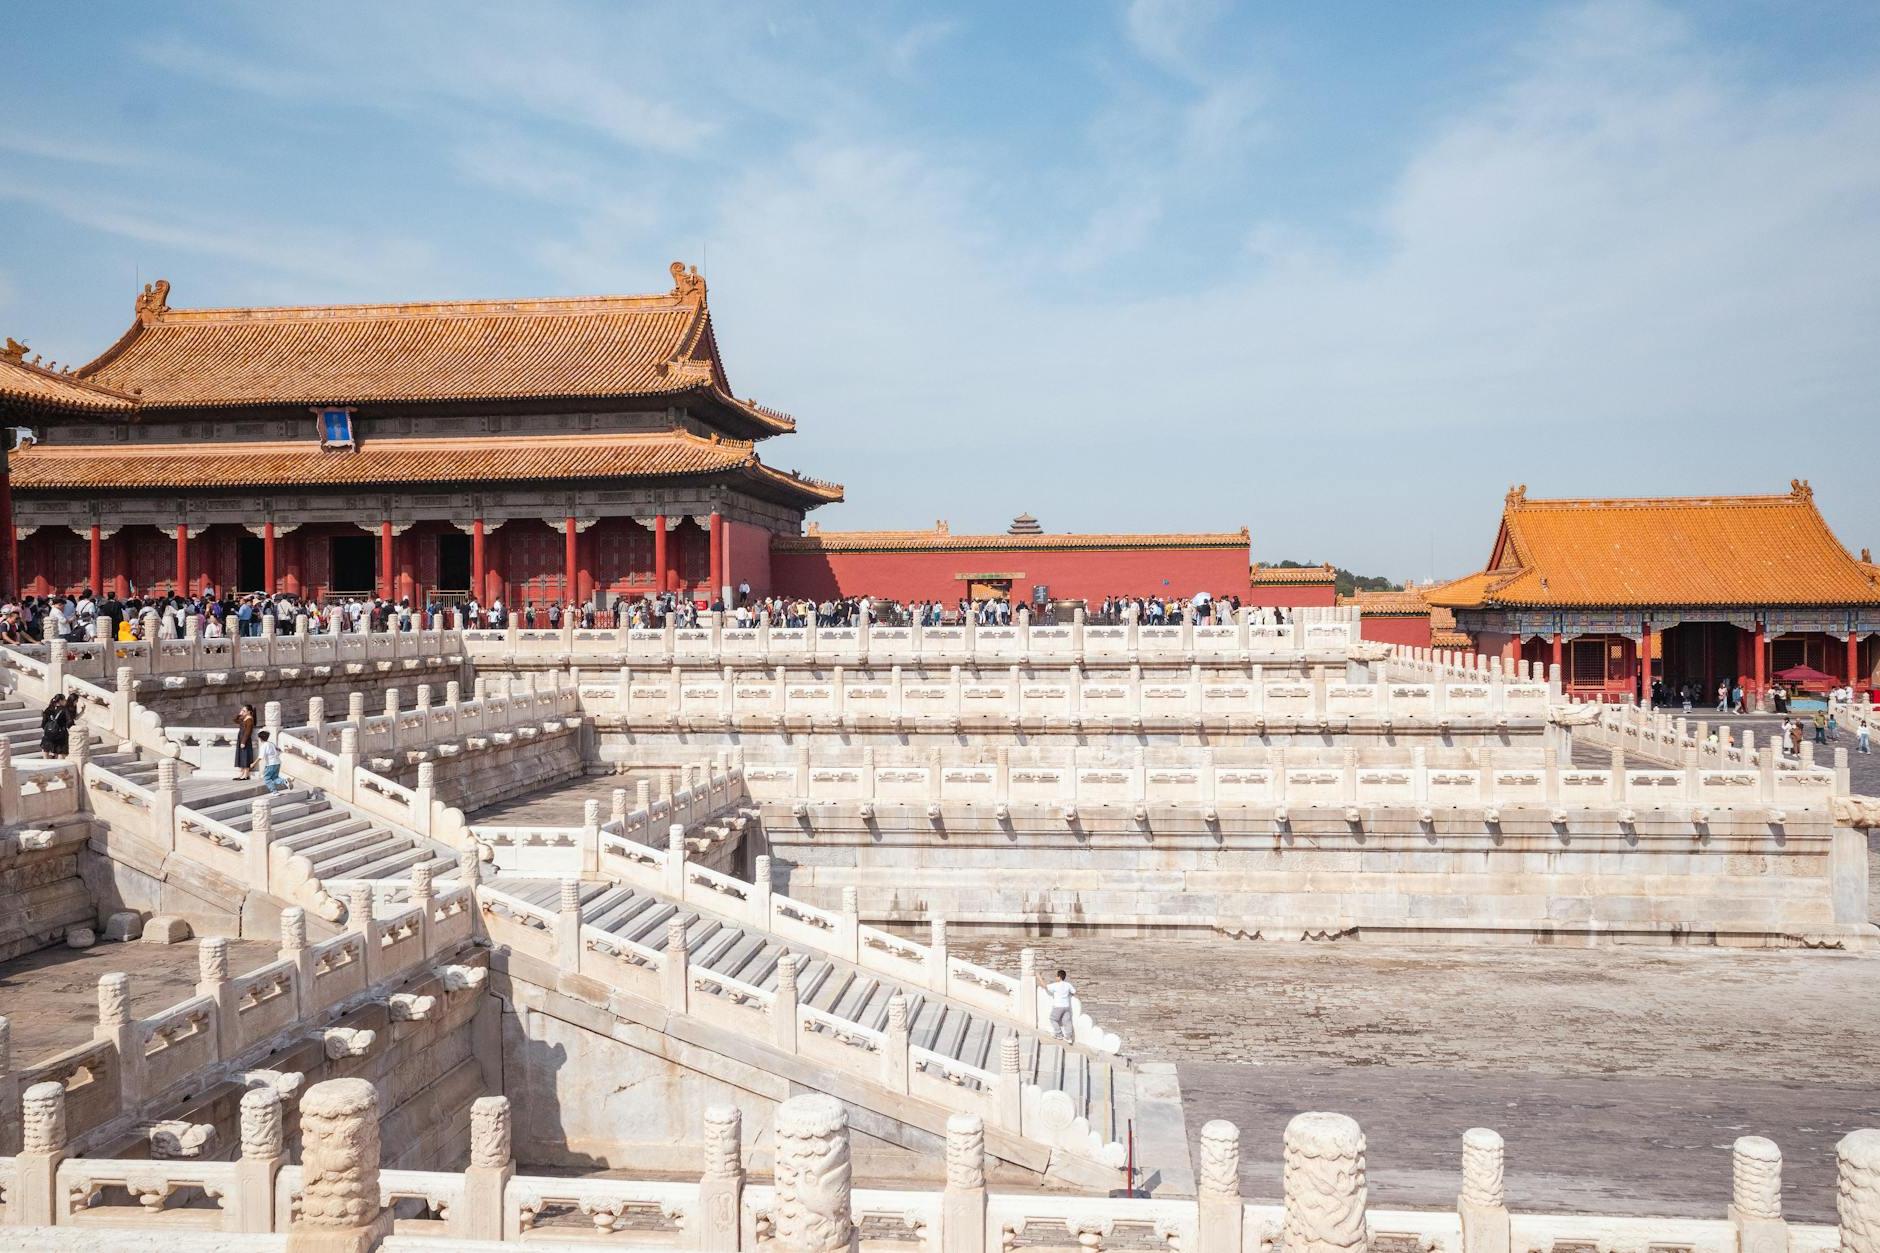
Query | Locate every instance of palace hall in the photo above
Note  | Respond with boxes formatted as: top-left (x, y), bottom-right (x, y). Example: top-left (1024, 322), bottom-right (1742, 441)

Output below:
top-left (0, 263), bottom-right (841, 607)
top-left (1428, 483), bottom-right (1880, 701)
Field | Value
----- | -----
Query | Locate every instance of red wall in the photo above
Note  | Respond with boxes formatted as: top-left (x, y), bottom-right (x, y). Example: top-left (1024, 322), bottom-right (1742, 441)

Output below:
top-left (1358, 615), bottom-right (1432, 649)
top-left (724, 519), bottom-right (773, 600)
top-left (768, 544), bottom-right (1250, 604)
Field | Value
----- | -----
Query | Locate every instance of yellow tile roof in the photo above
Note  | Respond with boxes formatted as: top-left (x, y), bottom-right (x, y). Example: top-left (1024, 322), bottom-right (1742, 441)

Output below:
top-left (776, 525), bottom-right (1248, 554)
top-left (1251, 563), bottom-right (1336, 585)
top-left (1428, 482), bottom-right (1880, 608)
top-left (67, 266), bottom-right (794, 433)
top-left (11, 430), bottom-right (843, 501)
top-left (0, 346), bottom-right (136, 413)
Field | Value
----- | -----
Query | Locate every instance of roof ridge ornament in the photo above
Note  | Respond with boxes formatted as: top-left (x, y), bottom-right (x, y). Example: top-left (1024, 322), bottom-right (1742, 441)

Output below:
top-left (1791, 478), bottom-right (1813, 499)
top-left (135, 279), bottom-right (171, 323)
top-left (1506, 483), bottom-right (1528, 507)
top-left (669, 261), bottom-right (706, 302)
top-left (1, 337), bottom-right (25, 362)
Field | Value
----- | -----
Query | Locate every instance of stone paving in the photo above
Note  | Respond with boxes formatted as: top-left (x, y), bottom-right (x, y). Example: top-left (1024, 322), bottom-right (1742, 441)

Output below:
top-left (952, 935), bottom-right (1880, 1220)
top-left (0, 936), bottom-right (280, 1065)
top-left (470, 770), bottom-right (662, 824)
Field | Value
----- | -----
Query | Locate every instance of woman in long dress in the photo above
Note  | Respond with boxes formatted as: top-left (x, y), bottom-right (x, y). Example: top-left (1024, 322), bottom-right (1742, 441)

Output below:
top-left (233, 703), bottom-right (258, 780)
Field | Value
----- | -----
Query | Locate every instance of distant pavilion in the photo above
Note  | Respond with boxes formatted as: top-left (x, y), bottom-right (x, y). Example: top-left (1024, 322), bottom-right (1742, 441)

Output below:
top-left (1428, 483), bottom-right (1880, 701)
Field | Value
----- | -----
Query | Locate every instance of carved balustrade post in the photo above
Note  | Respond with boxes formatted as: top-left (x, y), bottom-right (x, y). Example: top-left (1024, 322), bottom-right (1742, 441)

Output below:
top-left (995, 1035), bottom-right (1023, 1134)
top-left (694, 1105), bottom-right (745, 1250)
top-left (1282, 1112), bottom-right (1368, 1253)
top-left (556, 877), bottom-right (584, 972)
top-left (462, 1094), bottom-right (514, 1242)
top-left (248, 796), bottom-right (274, 895)
top-left (236, 1086), bottom-right (286, 1232)
top-left (1841, 1131), bottom-right (1880, 1253)
top-left (198, 936), bottom-right (240, 1058)
top-left (881, 992), bottom-right (910, 1093)
top-left (772, 1093), bottom-right (854, 1253)
top-left (280, 906), bottom-right (313, 1014)
top-left (153, 757), bottom-right (180, 850)
top-left (581, 798), bottom-right (602, 876)
top-left (95, 970), bottom-right (142, 1111)
top-left (1197, 1119), bottom-right (1243, 1253)
top-left (292, 1077), bottom-right (390, 1251)
top-left (773, 951), bottom-right (800, 1052)
top-left (663, 916), bottom-right (691, 1012)
top-left (13, 1081), bottom-right (68, 1226)
top-left (1458, 1127), bottom-right (1508, 1253)
top-left (942, 1113), bottom-right (988, 1253)
top-left (1730, 1135), bottom-right (1785, 1253)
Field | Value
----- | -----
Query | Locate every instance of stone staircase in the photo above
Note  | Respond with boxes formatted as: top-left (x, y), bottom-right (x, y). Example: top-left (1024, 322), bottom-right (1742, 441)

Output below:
top-left (181, 777), bottom-right (461, 897)
top-left (0, 696), bottom-right (45, 758)
top-left (496, 875), bottom-right (1118, 1143)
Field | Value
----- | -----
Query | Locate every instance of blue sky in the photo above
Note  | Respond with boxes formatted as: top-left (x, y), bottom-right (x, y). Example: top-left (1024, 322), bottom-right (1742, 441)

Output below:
top-left (3, 1), bottom-right (1877, 581)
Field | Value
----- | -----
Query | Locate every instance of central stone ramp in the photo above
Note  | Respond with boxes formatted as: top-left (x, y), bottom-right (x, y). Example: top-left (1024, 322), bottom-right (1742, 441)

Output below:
top-left (483, 872), bottom-right (1136, 1189)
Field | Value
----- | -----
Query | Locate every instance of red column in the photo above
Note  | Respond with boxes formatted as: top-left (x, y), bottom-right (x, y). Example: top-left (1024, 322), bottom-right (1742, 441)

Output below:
top-left (1638, 623), bottom-right (1652, 704)
top-left (1851, 631), bottom-right (1862, 689)
top-left (1753, 622), bottom-right (1766, 699)
top-left (0, 462), bottom-right (13, 600)
top-left (575, 523), bottom-right (594, 605)
top-left (175, 524), bottom-right (189, 596)
top-left (283, 529), bottom-right (302, 598)
top-left (653, 515), bottom-right (668, 592)
top-left (379, 521), bottom-right (393, 600)
top-left (263, 522), bottom-right (277, 593)
top-left (563, 515), bottom-right (577, 605)
top-left (1550, 632), bottom-right (1563, 679)
top-left (708, 511), bottom-right (723, 602)
top-left (472, 519), bottom-right (486, 602)
top-left (397, 530), bottom-right (415, 603)
top-left (88, 524), bottom-right (102, 593)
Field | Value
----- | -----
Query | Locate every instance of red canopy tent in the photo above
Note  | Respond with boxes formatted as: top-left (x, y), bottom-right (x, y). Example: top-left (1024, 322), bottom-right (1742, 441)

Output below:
top-left (1774, 664), bottom-right (1837, 691)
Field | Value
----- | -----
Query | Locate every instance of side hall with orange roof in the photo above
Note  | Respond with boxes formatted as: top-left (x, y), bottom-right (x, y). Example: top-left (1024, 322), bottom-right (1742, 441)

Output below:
top-left (1427, 482), bottom-right (1880, 703)
top-left (769, 519), bottom-right (1252, 605)
top-left (0, 263), bottom-right (841, 606)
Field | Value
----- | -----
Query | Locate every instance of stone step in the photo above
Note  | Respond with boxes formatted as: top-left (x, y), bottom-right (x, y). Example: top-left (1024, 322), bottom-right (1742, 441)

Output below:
top-left (342, 843), bottom-right (431, 881)
top-left (268, 806), bottom-right (354, 839)
top-left (278, 818), bottom-right (377, 856)
top-left (197, 787), bottom-right (318, 822)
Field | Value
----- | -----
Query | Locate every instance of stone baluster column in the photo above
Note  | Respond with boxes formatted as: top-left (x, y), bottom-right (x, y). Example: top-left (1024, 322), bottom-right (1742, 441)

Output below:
top-left (153, 757), bottom-right (180, 850)
top-left (663, 916), bottom-right (691, 1011)
top-left (1730, 1135), bottom-right (1786, 1253)
top-left (96, 970), bottom-right (142, 1111)
top-left (610, 786), bottom-right (629, 828)
top-left (1840, 1130), bottom-right (1880, 1253)
top-left (694, 1105), bottom-right (745, 1250)
top-left (929, 914), bottom-right (950, 995)
top-left (113, 665), bottom-right (135, 738)
top-left (773, 951), bottom-right (800, 1051)
top-left (581, 798), bottom-right (602, 876)
top-left (13, 1081), bottom-right (68, 1226)
top-left (943, 1113), bottom-right (988, 1253)
top-left (236, 1086), bottom-right (286, 1232)
top-left (457, 847), bottom-right (482, 888)
top-left (1282, 1112), bottom-right (1369, 1253)
top-left (995, 1035), bottom-right (1023, 1133)
top-left (383, 688), bottom-right (401, 750)
top-left (411, 761), bottom-right (436, 837)
top-left (281, 907), bottom-right (313, 1013)
top-left (346, 690), bottom-right (367, 728)
top-left (556, 877), bottom-right (584, 971)
top-left (1458, 1127), bottom-right (1508, 1253)
top-left (772, 1093), bottom-right (854, 1253)
top-left (881, 992), bottom-right (910, 1092)
top-left (666, 822), bottom-right (688, 896)
top-left (248, 796), bottom-right (274, 895)
top-left (462, 1095), bottom-right (515, 1242)
top-left (636, 779), bottom-right (652, 818)
top-left (293, 1078), bottom-right (391, 1250)
top-left (348, 883), bottom-right (379, 983)
top-left (307, 696), bottom-right (327, 744)
top-left (409, 862), bottom-right (434, 956)
top-left (335, 726), bottom-right (361, 802)
top-left (1197, 1119), bottom-right (1244, 1253)
top-left (198, 936), bottom-right (239, 1058)
top-left (838, 885), bottom-right (860, 960)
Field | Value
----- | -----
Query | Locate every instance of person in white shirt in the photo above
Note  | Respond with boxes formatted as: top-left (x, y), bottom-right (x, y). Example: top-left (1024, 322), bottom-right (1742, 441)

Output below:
top-left (1046, 968), bottom-right (1077, 1043)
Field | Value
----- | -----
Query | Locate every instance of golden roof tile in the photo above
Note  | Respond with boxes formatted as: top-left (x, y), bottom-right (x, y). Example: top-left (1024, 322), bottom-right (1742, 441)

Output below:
top-left (11, 429), bottom-right (842, 500)
top-left (1250, 562), bottom-right (1336, 585)
top-left (1429, 482), bottom-right (1880, 608)
top-left (773, 525), bottom-right (1248, 554)
top-left (0, 346), bottom-right (136, 413)
top-left (70, 268), bottom-right (794, 432)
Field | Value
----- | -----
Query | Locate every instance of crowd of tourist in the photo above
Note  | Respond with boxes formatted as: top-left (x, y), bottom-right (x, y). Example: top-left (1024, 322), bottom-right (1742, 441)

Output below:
top-left (4, 583), bottom-right (1295, 643)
